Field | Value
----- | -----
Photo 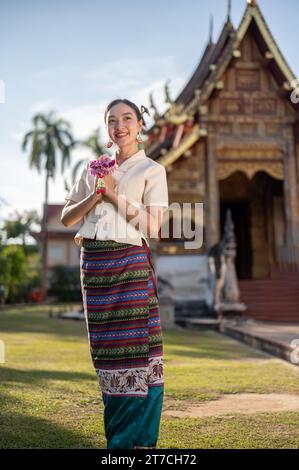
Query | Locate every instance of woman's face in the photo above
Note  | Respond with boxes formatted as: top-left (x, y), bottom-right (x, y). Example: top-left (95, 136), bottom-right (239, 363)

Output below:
top-left (106, 102), bottom-right (143, 148)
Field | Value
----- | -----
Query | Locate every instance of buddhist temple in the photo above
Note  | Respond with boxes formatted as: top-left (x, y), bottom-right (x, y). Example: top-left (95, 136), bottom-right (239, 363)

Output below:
top-left (145, 1), bottom-right (299, 322)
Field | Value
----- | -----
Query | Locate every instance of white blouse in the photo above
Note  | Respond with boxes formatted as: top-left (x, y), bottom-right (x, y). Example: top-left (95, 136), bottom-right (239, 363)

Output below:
top-left (64, 148), bottom-right (169, 247)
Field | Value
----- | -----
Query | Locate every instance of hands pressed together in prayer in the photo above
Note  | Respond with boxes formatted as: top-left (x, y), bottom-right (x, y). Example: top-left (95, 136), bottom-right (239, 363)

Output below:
top-left (92, 173), bottom-right (117, 202)
top-left (102, 173), bottom-right (117, 200)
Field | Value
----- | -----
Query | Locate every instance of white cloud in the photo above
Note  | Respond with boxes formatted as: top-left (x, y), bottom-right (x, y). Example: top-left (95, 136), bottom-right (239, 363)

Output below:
top-left (60, 103), bottom-right (107, 140)
top-left (29, 98), bottom-right (60, 113)
top-left (0, 151), bottom-right (44, 217)
top-left (84, 55), bottom-right (180, 95)
top-left (32, 65), bottom-right (78, 80)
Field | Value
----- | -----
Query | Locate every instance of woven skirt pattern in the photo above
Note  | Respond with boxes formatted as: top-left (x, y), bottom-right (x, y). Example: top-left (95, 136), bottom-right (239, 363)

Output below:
top-left (80, 238), bottom-right (164, 398)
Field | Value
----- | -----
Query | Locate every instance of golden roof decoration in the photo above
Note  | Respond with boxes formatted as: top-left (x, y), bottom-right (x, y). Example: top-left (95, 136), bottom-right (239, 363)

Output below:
top-left (149, 80), bottom-right (194, 127)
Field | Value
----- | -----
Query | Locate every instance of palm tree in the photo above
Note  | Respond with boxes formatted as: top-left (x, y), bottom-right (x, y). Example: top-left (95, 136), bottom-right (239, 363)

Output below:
top-left (22, 110), bottom-right (75, 301)
top-left (2, 209), bottom-right (40, 246)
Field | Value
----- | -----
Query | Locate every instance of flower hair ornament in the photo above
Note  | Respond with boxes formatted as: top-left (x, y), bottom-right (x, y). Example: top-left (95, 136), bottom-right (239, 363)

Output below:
top-left (140, 104), bottom-right (150, 120)
top-left (88, 154), bottom-right (116, 194)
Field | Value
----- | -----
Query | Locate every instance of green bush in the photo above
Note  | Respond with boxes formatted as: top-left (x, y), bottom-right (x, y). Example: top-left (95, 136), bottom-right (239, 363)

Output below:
top-left (49, 265), bottom-right (82, 301)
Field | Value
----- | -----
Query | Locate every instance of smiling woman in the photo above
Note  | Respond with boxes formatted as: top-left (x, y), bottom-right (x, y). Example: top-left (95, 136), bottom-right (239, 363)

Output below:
top-left (60, 98), bottom-right (169, 449)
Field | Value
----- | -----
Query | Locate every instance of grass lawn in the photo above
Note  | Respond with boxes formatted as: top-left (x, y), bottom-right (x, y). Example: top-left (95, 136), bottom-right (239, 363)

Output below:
top-left (0, 304), bottom-right (299, 449)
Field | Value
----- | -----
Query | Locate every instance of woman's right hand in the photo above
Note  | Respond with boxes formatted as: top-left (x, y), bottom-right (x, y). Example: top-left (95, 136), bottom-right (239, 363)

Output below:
top-left (62, 183), bottom-right (102, 227)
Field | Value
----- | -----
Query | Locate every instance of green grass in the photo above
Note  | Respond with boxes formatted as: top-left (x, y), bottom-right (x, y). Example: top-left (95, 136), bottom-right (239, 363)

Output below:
top-left (0, 305), bottom-right (299, 448)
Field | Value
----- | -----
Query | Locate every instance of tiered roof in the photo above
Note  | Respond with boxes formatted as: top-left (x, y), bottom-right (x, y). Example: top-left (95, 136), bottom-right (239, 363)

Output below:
top-left (146, 1), bottom-right (298, 166)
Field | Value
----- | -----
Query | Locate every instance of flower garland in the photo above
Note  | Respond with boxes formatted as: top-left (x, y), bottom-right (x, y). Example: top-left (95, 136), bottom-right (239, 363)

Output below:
top-left (88, 154), bottom-right (116, 194)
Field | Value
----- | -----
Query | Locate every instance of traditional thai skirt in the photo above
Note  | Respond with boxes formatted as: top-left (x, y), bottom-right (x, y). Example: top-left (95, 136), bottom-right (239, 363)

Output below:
top-left (80, 237), bottom-right (164, 449)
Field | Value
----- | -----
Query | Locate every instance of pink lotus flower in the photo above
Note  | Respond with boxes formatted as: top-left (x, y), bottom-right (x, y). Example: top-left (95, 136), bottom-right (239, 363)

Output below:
top-left (89, 154), bottom-right (116, 177)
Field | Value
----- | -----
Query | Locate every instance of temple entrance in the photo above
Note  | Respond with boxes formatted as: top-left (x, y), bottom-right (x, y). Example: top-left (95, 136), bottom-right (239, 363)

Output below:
top-left (219, 171), bottom-right (253, 279)
top-left (219, 170), bottom-right (285, 280)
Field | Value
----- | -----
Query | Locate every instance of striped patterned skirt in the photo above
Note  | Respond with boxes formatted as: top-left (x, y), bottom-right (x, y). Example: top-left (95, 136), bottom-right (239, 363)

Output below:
top-left (80, 237), bottom-right (164, 449)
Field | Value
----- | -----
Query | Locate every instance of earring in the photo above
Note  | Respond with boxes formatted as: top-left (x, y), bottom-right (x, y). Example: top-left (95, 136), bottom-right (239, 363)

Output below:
top-left (105, 139), bottom-right (114, 148)
top-left (136, 132), bottom-right (143, 143)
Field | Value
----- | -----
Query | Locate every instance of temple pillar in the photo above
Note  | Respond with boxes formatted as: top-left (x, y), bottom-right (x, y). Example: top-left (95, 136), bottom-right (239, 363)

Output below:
top-left (282, 127), bottom-right (299, 249)
top-left (205, 133), bottom-right (220, 250)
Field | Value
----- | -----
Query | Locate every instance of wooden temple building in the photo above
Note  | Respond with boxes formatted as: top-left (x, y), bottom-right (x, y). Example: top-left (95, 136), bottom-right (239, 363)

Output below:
top-left (145, 1), bottom-right (299, 321)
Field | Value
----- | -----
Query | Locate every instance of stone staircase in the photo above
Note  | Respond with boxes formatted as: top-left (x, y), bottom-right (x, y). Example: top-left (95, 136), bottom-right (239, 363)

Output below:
top-left (238, 267), bottom-right (299, 322)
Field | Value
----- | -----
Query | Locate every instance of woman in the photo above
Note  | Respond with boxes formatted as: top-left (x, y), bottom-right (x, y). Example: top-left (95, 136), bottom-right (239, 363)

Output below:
top-left (61, 99), bottom-right (169, 449)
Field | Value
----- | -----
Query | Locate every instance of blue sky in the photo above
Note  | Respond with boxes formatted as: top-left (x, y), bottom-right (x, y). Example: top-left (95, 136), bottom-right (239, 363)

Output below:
top-left (0, 0), bottom-right (298, 225)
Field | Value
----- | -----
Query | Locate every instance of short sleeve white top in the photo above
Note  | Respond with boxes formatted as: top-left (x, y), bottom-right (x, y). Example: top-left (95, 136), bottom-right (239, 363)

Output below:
top-left (64, 149), bottom-right (169, 247)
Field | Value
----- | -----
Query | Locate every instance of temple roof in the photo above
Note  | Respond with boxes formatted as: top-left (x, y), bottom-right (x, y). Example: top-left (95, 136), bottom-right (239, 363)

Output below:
top-left (146, 1), bottom-right (298, 165)
top-left (196, 1), bottom-right (297, 107)
top-left (174, 19), bottom-right (235, 108)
